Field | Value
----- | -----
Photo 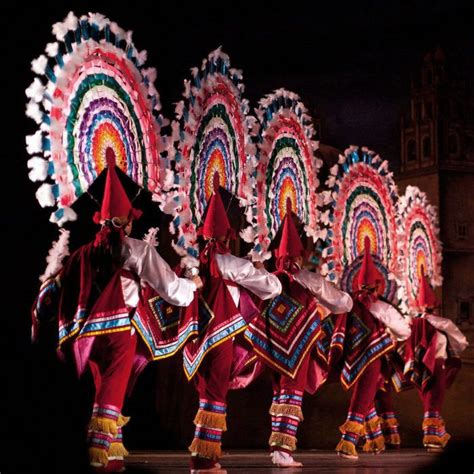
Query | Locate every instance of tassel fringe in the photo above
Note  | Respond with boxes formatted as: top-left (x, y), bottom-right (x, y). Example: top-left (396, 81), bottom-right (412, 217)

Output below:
top-left (117, 414), bottom-right (130, 427)
top-left (422, 417), bottom-right (444, 429)
top-left (271, 403), bottom-right (304, 421)
top-left (339, 420), bottom-right (366, 436)
top-left (423, 433), bottom-right (451, 448)
top-left (363, 436), bottom-right (385, 453)
top-left (336, 439), bottom-right (358, 456)
top-left (365, 416), bottom-right (382, 431)
top-left (381, 417), bottom-right (399, 428)
top-left (269, 432), bottom-right (297, 452)
top-left (384, 433), bottom-right (401, 445)
top-left (189, 438), bottom-right (221, 460)
top-left (88, 416), bottom-right (118, 436)
top-left (194, 410), bottom-right (227, 431)
top-left (108, 442), bottom-right (129, 458)
top-left (88, 447), bottom-right (109, 466)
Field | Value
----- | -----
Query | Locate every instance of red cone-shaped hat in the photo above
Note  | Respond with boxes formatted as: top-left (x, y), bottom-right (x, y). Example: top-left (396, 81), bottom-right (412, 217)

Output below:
top-left (94, 148), bottom-right (137, 224)
top-left (199, 172), bottom-right (233, 239)
top-left (357, 236), bottom-right (383, 289)
top-left (274, 199), bottom-right (305, 259)
top-left (417, 265), bottom-right (438, 309)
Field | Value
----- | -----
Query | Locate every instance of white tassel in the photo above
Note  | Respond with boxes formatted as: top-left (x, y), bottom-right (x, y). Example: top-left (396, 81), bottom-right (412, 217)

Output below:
top-left (88, 12), bottom-right (108, 29)
top-left (143, 227), bottom-right (160, 247)
top-left (26, 130), bottom-right (43, 154)
top-left (45, 42), bottom-right (59, 58)
top-left (27, 156), bottom-right (49, 182)
top-left (49, 206), bottom-right (77, 226)
top-left (31, 55), bottom-right (48, 75)
top-left (52, 11), bottom-right (78, 40)
top-left (181, 254), bottom-right (200, 269)
top-left (36, 183), bottom-right (56, 207)
top-left (25, 78), bottom-right (45, 103)
top-left (40, 229), bottom-right (70, 282)
top-left (162, 169), bottom-right (175, 191)
top-left (136, 49), bottom-right (147, 66)
top-left (239, 226), bottom-right (256, 243)
top-left (25, 101), bottom-right (43, 124)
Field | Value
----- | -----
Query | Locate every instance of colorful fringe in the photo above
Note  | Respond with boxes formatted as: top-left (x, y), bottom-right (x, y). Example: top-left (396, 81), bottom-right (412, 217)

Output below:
top-left (336, 413), bottom-right (366, 456)
top-left (189, 399), bottom-right (227, 460)
top-left (269, 390), bottom-right (304, 453)
top-left (380, 412), bottom-right (401, 446)
top-left (422, 412), bottom-right (451, 448)
top-left (363, 408), bottom-right (385, 453)
top-left (87, 405), bottom-right (122, 467)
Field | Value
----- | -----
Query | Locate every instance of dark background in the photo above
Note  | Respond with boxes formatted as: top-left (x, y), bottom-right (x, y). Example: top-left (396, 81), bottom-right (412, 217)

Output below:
top-left (2, 1), bottom-right (474, 473)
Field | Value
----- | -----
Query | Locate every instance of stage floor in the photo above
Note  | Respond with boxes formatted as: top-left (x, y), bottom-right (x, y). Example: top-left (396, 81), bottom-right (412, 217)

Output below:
top-left (125, 449), bottom-right (443, 473)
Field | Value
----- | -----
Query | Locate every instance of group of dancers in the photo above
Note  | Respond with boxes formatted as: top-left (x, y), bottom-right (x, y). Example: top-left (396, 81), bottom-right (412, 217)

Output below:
top-left (32, 156), bottom-right (468, 473)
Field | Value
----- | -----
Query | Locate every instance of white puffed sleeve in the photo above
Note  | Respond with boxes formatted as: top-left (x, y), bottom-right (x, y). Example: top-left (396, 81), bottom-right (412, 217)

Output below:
top-left (426, 314), bottom-right (469, 356)
top-left (122, 237), bottom-right (196, 307)
top-left (294, 269), bottom-right (353, 314)
top-left (368, 300), bottom-right (411, 341)
top-left (215, 253), bottom-right (282, 300)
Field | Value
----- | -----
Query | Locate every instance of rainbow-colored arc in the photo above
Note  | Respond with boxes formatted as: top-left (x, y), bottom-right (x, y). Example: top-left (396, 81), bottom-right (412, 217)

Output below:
top-left (320, 146), bottom-right (398, 285)
top-left (397, 186), bottom-right (442, 314)
top-left (25, 12), bottom-right (164, 226)
top-left (251, 90), bottom-right (321, 259)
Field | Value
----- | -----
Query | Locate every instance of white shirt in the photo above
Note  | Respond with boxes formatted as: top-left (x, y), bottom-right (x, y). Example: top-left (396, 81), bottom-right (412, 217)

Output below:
top-left (424, 313), bottom-right (469, 357)
top-left (215, 253), bottom-right (282, 307)
top-left (121, 237), bottom-right (196, 307)
top-left (369, 300), bottom-right (411, 341)
top-left (294, 269), bottom-right (353, 314)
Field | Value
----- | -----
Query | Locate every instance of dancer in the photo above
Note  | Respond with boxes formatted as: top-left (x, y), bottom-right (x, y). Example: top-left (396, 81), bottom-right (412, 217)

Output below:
top-left (33, 151), bottom-right (201, 473)
top-left (185, 174), bottom-right (282, 473)
top-left (245, 200), bottom-right (353, 467)
top-left (404, 266), bottom-right (468, 451)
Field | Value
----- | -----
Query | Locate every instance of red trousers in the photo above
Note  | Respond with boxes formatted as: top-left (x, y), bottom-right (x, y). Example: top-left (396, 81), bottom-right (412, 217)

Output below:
top-left (272, 351), bottom-right (311, 393)
top-left (348, 357), bottom-right (382, 416)
top-left (196, 339), bottom-right (234, 403)
top-left (418, 358), bottom-right (446, 412)
top-left (88, 330), bottom-right (137, 411)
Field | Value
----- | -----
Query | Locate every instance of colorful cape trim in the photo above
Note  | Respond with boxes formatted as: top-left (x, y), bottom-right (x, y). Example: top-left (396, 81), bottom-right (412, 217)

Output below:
top-left (245, 278), bottom-right (321, 379)
top-left (316, 300), bottom-right (395, 390)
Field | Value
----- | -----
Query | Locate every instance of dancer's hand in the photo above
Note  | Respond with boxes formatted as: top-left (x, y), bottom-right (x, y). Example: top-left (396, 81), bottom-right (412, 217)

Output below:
top-left (191, 275), bottom-right (203, 289)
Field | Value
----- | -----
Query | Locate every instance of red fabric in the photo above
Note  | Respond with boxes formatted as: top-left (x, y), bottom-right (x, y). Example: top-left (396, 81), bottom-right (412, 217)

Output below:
top-left (348, 357), bottom-right (382, 416)
top-left (272, 350), bottom-right (312, 393)
top-left (88, 330), bottom-right (137, 409)
top-left (418, 358), bottom-right (446, 412)
top-left (97, 148), bottom-right (135, 222)
top-left (375, 385), bottom-right (395, 413)
top-left (357, 236), bottom-right (384, 289)
top-left (196, 339), bottom-right (234, 403)
top-left (200, 240), bottom-right (230, 278)
top-left (417, 265), bottom-right (438, 309)
top-left (198, 180), bottom-right (233, 240)
top-left (274, 201), bottom-right (305, 270)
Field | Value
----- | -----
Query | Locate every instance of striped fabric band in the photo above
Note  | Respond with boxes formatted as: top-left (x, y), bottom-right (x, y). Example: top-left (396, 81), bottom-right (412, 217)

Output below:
top-left (199, 399), bottom-right (227, 414)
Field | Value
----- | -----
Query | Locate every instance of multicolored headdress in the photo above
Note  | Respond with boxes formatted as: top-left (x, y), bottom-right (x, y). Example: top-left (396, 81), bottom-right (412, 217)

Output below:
top-left (396, 186), bottom-right (442, 315)
top-left (25, 11), bottom-right (167, 226)
top-left (318, 146), bottom-right (399, 281)
top-left (166, 48), bottom-right (255, 265)
top-left (246, 89), bottom-right (321, 261)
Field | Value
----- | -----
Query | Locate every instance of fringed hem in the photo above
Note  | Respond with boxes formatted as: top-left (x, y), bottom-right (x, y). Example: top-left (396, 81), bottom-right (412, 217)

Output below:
top-left (422, 417), bottom-right (445, 429)
top-left (108, 442), bottom-right (129, 458)
top-left (336, 439), bottom-right (357, 456)
top-left (384, 433), bottom-right (401, 446)
top-left (363, 436), bottom-right (385, 453)
top-left (423, 433), bottom-right (451, 448)
top-left (189, 438), bottom-right (221, 460)
top-left (271, 403), bottom-right (304, 421)
top-left (339, 420), bottom-right (366, 436)
top-left (365, 416), bottom-right (382, 431)
top-left (88, 447), bottom-right (109, 466)
top-left (117, 414), bottom-right (130, 427)
top-left (381, 417), bottom-right (399, 429)
top-left (194, 409), bottom-right (227, 431)
top-left (269, 432), bottom-right (297, 452)
top-left (88, 416), bottom-right (118, 436)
